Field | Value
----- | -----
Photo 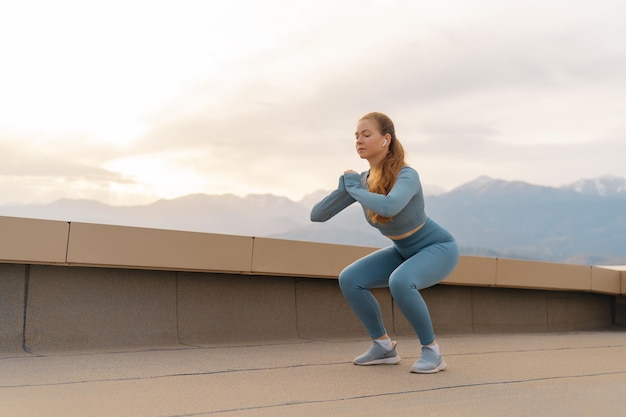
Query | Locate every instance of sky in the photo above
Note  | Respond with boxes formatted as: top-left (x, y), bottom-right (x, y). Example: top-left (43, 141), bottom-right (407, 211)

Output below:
top-left (1, 0), bottom-right (625, 206)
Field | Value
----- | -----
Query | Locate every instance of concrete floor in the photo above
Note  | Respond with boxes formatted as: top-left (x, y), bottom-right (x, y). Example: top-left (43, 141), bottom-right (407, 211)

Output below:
top-left (1, 331), bottom-right (625, 417)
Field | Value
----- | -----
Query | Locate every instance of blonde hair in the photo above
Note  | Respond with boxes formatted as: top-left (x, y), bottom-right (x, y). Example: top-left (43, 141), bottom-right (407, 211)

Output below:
top-left (359, 112), bottom-right (407, 224)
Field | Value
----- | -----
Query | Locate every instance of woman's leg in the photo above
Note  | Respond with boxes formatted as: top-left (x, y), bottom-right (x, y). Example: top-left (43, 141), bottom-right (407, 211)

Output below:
top-left (338, 246), bottom-right (404, 340)
top-left (388, 240), bottom-right (459, 345)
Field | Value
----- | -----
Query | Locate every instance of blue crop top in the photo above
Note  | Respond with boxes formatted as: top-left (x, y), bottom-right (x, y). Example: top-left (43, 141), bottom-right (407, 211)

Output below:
top-left (310, 166), bottom-right (428, 237)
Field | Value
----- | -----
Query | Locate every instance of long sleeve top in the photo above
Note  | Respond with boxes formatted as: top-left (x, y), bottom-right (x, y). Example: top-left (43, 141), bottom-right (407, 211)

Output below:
top-left (310, 166), bottom-right (427, 237)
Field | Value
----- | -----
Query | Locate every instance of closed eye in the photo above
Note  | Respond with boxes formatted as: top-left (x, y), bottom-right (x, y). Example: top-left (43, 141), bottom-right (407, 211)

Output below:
top-left (355, 129), bottom-right (373, 140)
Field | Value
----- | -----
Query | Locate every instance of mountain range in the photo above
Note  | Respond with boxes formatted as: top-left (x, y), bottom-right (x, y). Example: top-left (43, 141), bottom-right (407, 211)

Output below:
top-left (2, 175), bottom-right (625, 266)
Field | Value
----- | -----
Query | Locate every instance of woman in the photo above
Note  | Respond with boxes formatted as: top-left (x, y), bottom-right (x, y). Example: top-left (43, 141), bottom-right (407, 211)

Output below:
top-left (310, 112), bottom-right (459, 374)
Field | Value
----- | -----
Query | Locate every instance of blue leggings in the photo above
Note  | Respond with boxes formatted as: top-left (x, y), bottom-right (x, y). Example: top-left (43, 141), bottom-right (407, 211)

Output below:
top-left (338, 218), bottom-right (459, 345)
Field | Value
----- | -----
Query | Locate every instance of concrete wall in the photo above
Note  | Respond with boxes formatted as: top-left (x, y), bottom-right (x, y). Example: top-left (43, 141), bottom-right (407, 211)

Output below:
top-left (0, 215), bottom-right (623, 353)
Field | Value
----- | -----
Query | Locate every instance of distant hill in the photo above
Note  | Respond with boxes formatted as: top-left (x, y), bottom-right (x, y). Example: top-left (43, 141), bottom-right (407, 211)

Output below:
top-left (424, 176), bottom-right (626, 264)
top-left (0, 193), bottom-right (310, 237)
top-left (1, 176), bottom-right (625, 265)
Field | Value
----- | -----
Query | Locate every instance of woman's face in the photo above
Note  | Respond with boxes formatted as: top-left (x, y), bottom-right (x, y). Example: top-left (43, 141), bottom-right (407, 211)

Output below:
top-left (354, 118), bottom-right (389, 161)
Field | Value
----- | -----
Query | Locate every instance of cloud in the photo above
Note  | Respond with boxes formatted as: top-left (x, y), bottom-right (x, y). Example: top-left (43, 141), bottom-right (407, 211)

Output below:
top-left (2, 0), bottom-right (626, 204)
top-left (0, 132), bottom-right (142, 204)
top-left (0, 135), bottom-right (131, 182)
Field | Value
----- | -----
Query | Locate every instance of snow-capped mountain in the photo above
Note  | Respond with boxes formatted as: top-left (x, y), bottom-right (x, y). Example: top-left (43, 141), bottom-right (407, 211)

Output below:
top-left (563, 175), bottom-right (626, 197)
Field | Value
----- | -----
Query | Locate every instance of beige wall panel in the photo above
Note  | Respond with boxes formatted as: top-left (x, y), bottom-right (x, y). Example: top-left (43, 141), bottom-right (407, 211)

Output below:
top-left (0, 263), bottom-right (26, 353)
top-left (622, 271), bottom-right (626, 295)
top-left (295, 279), bottom-right (393, 339)
top-left (251, 238), bottom-right (376, 278)
top-left (443, 256), bottom-right (497, 286)
top-left (472, 288), bottom-right (549, 333)
top-left (24, 266), bottom-right (178, 352)
top-left (0, 216), bottom-right (68, 264)
top-left (590, 267), bottom-right (621, 294)
top-left (496, 258), bottom-right (591, 291)
top-left (546, 292), bottom-right (612, 331)
top-left (177, 272), bottom-right (299, 345)
top-left (67, 222), bottom-right (253, 273)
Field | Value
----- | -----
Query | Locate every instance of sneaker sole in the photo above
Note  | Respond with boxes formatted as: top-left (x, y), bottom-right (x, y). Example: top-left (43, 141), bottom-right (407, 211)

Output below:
top-left (354, 356), bottom-right (402, 366)
top-left (410, 360), bottom-right (448, 374)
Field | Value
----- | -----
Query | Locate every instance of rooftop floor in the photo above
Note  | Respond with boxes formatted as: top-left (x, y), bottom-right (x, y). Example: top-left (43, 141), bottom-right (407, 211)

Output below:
top-left (1, 330), bottom-right (625, 417)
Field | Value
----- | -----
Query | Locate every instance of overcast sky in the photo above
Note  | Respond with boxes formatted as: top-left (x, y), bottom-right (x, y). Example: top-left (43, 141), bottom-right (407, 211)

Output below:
top-left (1, 0), bottom-right (625, 205)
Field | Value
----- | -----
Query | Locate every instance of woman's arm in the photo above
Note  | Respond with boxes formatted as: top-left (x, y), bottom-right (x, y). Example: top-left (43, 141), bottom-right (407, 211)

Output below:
top-left (343, 167), bottom-right (421, 217)
top-left (310, 175), bottom-right (356, 222)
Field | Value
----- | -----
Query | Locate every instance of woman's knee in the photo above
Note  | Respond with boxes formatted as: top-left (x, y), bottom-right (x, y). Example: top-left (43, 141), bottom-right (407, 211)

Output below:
top-left (338, 266), bottom-right (358, 292)
top-left (388, 271), bottom-right (413, 296)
